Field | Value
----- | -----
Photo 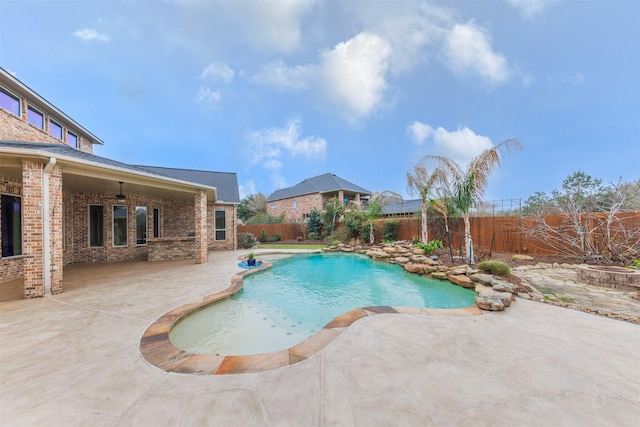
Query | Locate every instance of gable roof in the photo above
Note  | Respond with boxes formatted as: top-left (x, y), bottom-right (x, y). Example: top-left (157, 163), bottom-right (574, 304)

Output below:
top-left (0, 141), bottom-right (239, 203)
top-left (267, 173), bottom-right (371, 202)
top-left (381, 199), bottom-right (422, 215)
top-left (137, 166), bottom-right (240, 203)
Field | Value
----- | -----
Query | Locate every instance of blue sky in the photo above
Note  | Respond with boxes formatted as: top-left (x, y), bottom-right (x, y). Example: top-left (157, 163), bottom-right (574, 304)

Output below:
top-left (2, 0), bottom-right (638, 202)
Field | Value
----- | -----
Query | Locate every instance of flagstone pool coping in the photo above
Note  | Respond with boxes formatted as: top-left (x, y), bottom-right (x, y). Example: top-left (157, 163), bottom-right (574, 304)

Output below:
top-left (139, 256), bottom-right (482, 375)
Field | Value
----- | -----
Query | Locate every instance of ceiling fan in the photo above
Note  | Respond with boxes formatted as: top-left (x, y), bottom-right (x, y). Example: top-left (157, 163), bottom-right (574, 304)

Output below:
top-left (115, 181), bottom-right (127, 200)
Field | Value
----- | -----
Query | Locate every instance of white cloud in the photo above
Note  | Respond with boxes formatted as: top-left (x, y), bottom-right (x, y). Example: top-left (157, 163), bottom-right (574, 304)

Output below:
top-left (408, 121), bottom-right (434, 145)
top-left (252, 32), bottom-right (392, 122)
top-left (196, 86), bottom-right (220, 103)
top-left (342, 1), bottom-right (452, 74)
top-left (73, 29), bottom-right (110, 42)
top-left (319, 32), bottom-right (392, 120)
top-left (506, 0), bottom-right (553, 19)
top-left (413, 123), bottom-right (494, 166)
top-left (247, 120), bottom-right (327, 169)
top-left (201, 62), bottom-right (234, 83)
top-left (443, 21), bottom-right (509, 85)
top-left (251, 60), bottom-right (313, 90)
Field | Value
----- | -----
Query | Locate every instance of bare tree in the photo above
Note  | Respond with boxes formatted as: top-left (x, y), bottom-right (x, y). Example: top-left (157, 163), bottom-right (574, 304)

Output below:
top-left (521, 175), bottom-right (640, 264)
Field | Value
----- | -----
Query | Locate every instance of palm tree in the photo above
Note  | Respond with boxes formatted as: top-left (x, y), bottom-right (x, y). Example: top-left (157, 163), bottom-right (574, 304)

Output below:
top-left (407, 164), bottom-right (445, 243)
top-left (423, 138), bottom-right (522, 264)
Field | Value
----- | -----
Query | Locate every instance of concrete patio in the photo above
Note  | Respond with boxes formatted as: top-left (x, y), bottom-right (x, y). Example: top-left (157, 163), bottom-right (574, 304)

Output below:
top-left (1, 250), bottom-right (639, 426)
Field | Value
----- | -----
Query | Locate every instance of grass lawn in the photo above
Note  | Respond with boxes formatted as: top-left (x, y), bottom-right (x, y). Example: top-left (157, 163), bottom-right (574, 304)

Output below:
top-left (255, 243), bottom-right (328, 250)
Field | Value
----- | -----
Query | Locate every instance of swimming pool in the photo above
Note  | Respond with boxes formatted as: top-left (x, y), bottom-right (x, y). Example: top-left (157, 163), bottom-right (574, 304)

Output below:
top-left (169, 253), bottom-right (476, 356)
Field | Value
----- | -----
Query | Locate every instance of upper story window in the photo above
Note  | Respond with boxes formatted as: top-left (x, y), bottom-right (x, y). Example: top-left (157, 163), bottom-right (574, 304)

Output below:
top-left (0, 88), bottom-right (21, 116)
top-left (67, 130), bottom-right (78, 148)
top-left (292, 200), bottom-right (297, 212)
top-left (49, 119), bottom-right (62, 140)
top-left (27, 106), bottom-right (44, 129)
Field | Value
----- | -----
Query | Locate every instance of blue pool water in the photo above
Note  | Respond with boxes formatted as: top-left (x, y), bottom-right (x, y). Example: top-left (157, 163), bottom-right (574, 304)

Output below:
top-left (169, 253), bottom-right (476, 356)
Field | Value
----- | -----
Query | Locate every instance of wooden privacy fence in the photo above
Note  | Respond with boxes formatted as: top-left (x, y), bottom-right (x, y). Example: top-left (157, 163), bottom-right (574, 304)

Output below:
top-left (238, 211), bottom-right (640, 255)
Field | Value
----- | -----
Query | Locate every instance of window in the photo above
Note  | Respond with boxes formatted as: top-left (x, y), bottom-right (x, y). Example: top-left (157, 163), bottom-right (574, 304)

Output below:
top-left (89, 205), bottom-right (104, 247)
top-left (113, 205), bottom-right (127, 246)
top-left (270, 203), bottom-right (276, 209)
top-left (49, 120), bottom-right (62, 140)
top-left (1, 195), bottom-right (22, 257)
top-left (67, 130), bottom-right (78, 148)
top-left (292, 200), bottom-right (297, 212)
top-left (214, 210), bottom-right (226, 241)
top-left (153, 208), bottom-right (160, 238)
top-left (0, 88), bottom-right (21, 116)
top-left (136, 206), bottom-right (147, 245)
top-left (27, 106), bottom-right (44, 129)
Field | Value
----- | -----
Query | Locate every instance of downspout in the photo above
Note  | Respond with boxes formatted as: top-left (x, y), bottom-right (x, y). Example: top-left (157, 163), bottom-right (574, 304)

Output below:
top-left (43, 157), bottom-right (57, 295)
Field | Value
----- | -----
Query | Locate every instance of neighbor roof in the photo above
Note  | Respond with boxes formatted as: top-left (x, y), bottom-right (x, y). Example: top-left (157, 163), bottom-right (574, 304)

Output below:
top-left (267, 173), bottom-right (371, 202)
top-left (381, 199), bottom-right (422, 215)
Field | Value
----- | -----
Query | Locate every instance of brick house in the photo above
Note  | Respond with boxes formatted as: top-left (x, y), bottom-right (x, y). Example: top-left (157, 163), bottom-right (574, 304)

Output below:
top-left (266, 173), bottom-right (371, 222)
top-left (0, 68), bottom-right (239, 298)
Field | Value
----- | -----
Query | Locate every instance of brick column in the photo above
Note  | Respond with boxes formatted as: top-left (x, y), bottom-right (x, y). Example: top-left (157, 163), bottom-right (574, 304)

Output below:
top-left (49, 164), bottom-right (63, 294)
top-left (194, 190), bottom-right (208, 264)
top-left (22, 160), bottom-right (44, 298)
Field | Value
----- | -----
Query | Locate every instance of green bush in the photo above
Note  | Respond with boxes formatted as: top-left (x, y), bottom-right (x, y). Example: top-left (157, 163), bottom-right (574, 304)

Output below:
top-left (268, 233), bottom-right (282, 242)
top-left (627, 259), bottom-right (640, 269)
top-left (258, 229), bottom-right (268, 242)
top-left (343, 210), bottom-right (366, 240)
top-left (306, 209), bottom-right (323, 236)
top-left (415, 240), bottom-right (444, 254)
top-left (359, 222), bottom-right (375, 244)
top-left (382, 219), bottom-right (399, 242)
top-left (477, 260), bottom-right (511, 277)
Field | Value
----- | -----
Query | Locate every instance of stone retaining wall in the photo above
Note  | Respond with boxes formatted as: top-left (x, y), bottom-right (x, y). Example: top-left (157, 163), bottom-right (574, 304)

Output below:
top-left (147, 237), bottom-right (195, 262)
top-left (576, 265), bottom-right (640, 291)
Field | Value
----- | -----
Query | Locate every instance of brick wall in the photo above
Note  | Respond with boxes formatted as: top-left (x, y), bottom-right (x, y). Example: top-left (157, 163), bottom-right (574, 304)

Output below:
top-left (0, 108), bottom-right (94, 154)
top-left (22, 160), bottom-right (44, 297)
top-left (267, 193), bottom-right (323, 222)
top-left (147, 237), bottom-right (195, 261)
top-left (207, 204), bottom-right (236, 250)
top-left (49, 164), bottom-right (63, 294)
top-left (64, 193), bottom-right (236, 264)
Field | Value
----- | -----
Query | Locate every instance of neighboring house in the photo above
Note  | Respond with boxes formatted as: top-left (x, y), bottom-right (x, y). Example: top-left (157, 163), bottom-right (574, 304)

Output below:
top-left (0, 68), bottom-right (239, 298)
top-left (381, 199), bottom-right (422, 218)
top-left (266, 173), bottom-right (371, 222)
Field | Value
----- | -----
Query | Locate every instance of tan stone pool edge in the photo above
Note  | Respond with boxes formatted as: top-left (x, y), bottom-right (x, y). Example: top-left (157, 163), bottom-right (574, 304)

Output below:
top-left (139, 256), bottom-right (482, 375)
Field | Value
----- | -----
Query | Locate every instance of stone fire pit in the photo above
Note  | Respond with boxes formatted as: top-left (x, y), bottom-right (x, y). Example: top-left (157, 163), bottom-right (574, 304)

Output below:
top-left (576, 264), bottom-right (640, 295)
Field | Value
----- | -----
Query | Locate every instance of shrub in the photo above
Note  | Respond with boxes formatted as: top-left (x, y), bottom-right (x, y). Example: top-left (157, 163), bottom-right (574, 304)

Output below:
top-left (415, 240), bottom-right (444, 254)
top-left (238, 232), bottom-right (257, 249)
top-left (343, 210), bottom-right (366, 240)
top-left (477, 260), bottom-right (511, 277)
top-left (268, 233), bottom-right (282, 242)
top-left (306, 209), bottom-right (323, 236)
top-left (382, 220), bottom-right (399, 242)
top-left (259, 229), bottom-right (268, 242)
top-left (359, 222), bottom-right (375, 244)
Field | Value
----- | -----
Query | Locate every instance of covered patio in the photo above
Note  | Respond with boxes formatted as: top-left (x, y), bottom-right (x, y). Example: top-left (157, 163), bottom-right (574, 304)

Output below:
top-left (0, 250), bottom-right (638, 425)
